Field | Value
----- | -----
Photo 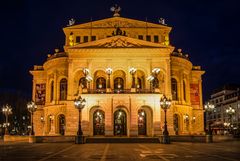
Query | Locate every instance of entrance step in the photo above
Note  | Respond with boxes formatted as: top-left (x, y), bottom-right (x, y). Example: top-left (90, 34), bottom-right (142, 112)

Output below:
top-left (86, 137), bottom-right (160, 143)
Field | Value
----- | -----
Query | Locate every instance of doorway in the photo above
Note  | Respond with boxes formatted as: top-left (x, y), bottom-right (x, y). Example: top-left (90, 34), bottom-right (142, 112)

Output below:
top-left (93, 110), bottom-right (105, 135)
top-left (138, 109), bottom-right (146, 135)
top-left (173, 114), bottom-right (179, 135)
top-left (114, 109), bottom-right (127, 136)
top-left (58, 114), bottom-right (65, 135)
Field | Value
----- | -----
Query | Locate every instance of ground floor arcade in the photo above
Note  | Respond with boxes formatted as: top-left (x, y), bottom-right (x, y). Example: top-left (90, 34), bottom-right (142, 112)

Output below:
top-left (33, 94), bottom-right (204, 136)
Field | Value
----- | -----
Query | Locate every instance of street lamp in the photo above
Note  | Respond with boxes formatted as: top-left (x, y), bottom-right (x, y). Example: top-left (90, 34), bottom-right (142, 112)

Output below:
top-left (160, 95), bottom-right (171, 144)
top-left (152, 68), bottom-right (160, 75)
top-left (74, 96), bottom-right (86, 144)
top-left (27, 101), bottom-right (37, 136)
top-left (106, 67), bottom-right (113, 91)
top-left (226, 106), bottom-right (235, 134)
top-left (224, 122), bottom-right (230, 134)
top-left (204, 102), bottom-right (215, 135)
top-left (129, 67), bottom-right (136, 88)
top-left (2, 104), bottom-right (12, 135)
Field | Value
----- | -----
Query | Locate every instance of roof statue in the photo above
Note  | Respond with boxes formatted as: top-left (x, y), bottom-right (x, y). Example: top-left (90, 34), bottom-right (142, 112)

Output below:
top-left (159, 18), bottom-right (166, 25)
top-left (67, 18), bottom-right (75, 26)
top-left (110, 4), bottom-right (121, 17)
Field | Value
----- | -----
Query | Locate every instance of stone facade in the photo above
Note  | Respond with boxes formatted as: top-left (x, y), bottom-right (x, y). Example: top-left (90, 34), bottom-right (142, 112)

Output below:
top-left (30, 16), bottom-right (205, 137)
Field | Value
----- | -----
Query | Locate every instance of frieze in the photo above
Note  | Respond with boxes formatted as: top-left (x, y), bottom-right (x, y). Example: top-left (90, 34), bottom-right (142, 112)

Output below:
top-left (93, 20), bottom-right (143, 28)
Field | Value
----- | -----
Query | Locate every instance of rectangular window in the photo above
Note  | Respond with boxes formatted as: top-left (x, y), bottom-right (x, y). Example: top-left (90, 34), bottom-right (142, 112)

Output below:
top-left (91, 36), bottom-right (96, 41)
top-left (76, 36), bottom-right (80, 43)
top-left (83, 36), bottom-right (88, 42)
top-left (138, 35), bottom-right (143, 40)
top-left (154, 35), bottom-right (159, 43)
top-left (146, 35), bottom-right (151, 41)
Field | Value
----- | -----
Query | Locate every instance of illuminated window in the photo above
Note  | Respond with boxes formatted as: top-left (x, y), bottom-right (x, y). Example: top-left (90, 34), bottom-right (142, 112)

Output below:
top-left (91, 36), bottom-right (96, 41)
top-left (96, 77), bottom-right (106, 90)
top-left (60, 78), bottom-right (67, 100)
top-left (183, 81), bottom-right (186, 101)
top-left (137, 78), bottom-right (142, 89)
top-left (171, 78), bottom-right (178, 100)
top-left (83, 36), bottom-right (88, 42)
top-left (79, 77), bottom-right (87, 88)
top-left (146, 35), bottom-right (151, 41)
top-left (114, 77), bottom-right (124, 93)
top-left (76, 36), bottom-right (80, 43)
top-left (153, 78), bottom-right (159, 88)
top-left (50, 81), bottom-right (54, 101)
top-left (154, 35), bottom-right (159, 43)
top-left (138, 35), bottom-right (143, 40)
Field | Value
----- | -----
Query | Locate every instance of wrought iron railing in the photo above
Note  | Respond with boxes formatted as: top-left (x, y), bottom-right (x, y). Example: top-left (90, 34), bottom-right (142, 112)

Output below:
top-left (84, 88), bottom-right (158, 94)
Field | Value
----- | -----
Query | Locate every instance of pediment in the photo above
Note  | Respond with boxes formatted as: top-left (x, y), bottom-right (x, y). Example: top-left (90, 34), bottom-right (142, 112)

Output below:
top-left (65, 17), bottom-right (171, 30)
top-left (68, 35), bottom-right (168, 49)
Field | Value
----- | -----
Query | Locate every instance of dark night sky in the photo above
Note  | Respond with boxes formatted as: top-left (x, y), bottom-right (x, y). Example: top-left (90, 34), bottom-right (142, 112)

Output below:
top-left (0, 0), bottom-right (240, 101)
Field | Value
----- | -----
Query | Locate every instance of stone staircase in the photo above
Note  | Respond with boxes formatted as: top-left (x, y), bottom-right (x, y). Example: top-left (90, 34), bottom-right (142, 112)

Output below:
top-left (86, 137), bottom-right (160, 143)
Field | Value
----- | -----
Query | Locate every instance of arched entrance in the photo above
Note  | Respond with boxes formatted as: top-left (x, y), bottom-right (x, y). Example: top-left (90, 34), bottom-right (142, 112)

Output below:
top-left (58, 114), bottom-right (65, 135)
top-left (114, 109), bottom-right (127, 136)
top-left (173, 114), bottom-right (179, 135)
top-left (138, 109), bottom-right (146, 135)
top-left (93, 110), bottom-right (105, 135)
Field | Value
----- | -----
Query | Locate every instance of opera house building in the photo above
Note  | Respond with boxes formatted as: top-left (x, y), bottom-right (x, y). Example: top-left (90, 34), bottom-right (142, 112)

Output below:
top-left (30, 11), bottom-right (205, 138)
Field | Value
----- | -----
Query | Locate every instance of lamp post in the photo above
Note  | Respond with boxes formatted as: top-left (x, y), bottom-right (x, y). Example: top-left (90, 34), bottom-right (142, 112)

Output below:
top-left (226, 106), bottom-right (235, 134)
top-left (129, 67), bottom-right (136, 89)
top-left (224, 122), bottom-right (230, 134)
top-left (74, 96), bottom-right (86, 144)
top-left (27, 101), bottom-right (37, 136)
top-left (2, 104), bottom-right (12, 135)
top-left (106, 67), bottom-right (113, 92)
top-left (204, 102), bottom-right (215, 143)
top-left (204, 102), bottom-right (215, 135)
top-left (160, 95), bottom-right (171, 144)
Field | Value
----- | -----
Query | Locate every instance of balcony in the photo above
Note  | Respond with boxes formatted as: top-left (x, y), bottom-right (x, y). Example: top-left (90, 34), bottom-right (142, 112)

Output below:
top-left (82, 88), bottom-right (159, 94)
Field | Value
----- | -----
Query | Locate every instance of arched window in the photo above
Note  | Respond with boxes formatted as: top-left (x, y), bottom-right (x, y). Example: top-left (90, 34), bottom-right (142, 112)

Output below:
top-left (96, 77), bottom-right (106, 89)
top-left (183, 81), bottom-right (186, 101)
top-left (137, 78), bottom-right (142, 89)
top-left (60, 78), bottom-right (67, 100)
top-left (50, 81), bottom-right (54, 101)
top-left (79, 77), bottom-right (86, 88)
top-left (114, 77), bottom-right (124, 93)
top-left (153, 77), bottom-right (159, 88)
top-left (171, 78), bottom-right (178, 100)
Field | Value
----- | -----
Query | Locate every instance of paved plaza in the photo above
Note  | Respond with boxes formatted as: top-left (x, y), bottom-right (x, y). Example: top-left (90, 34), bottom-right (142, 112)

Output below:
top-left (0, 140), bottom-right (240, 161)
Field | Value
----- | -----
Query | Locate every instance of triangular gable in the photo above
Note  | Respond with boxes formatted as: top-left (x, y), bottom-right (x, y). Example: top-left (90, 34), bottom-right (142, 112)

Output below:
top-left (68, 35), bottom-right (170, 48)
top-left (64, 16), bottom-right (171, 30)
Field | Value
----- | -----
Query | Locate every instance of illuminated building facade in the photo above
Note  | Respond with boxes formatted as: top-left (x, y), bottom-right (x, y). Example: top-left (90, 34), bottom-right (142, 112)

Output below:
top-left (30, 11), bottom-right (205, 137)
top-left (206, 85), bottom-right (240, 134)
